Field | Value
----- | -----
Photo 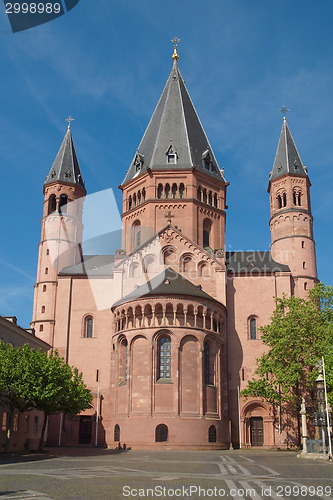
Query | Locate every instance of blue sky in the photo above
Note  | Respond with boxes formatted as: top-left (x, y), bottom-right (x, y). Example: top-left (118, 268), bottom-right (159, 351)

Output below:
top-left (0, 0), bottom-right (332, 328)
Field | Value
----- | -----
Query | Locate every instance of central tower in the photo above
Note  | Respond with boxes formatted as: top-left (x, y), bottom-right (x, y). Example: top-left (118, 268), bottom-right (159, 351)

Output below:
top-left (120, 45), bottom-right (228, 255)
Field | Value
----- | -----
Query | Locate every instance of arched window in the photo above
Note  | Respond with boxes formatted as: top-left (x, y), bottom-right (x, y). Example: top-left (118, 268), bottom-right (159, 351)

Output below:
top-left (39, 324), bottom-right (43, 332)
top-left (143, 255), bottom-right (156, 273)
top-left (197, 187), bottom-right (201, 201)
top-left (172, 183), bottom-right (177, 198)
top-left (119, 339), bottom-right (128, 383)
top-left (155, 424), bottom-right (168, 442)
top-left (204, 342), bottom-right (211, 385)
top-left (203, 219), bottom-right (212, 248)
top-left (304, 282), bottom-right (308, 291)
top-left (297, 192), bottom-right (302, 206)
top-left (128, 196), bottom-right (132, 210)
top-left (303, 261), bottom-right (306, 269)
top-left (277, 195), bottom-right (282, 209)
top-left (137, 190), bottom-right (141, 205)
top-left (45, 267), bottom-right (48, 275)
top-left (157, 184), bottom-right (163, 199)
top-left (158, 337), bottom-right (171, 379)
top-left (163, 247), bottom-right (177, 266)
top-left (133, 193), bottom-right (137, 207)
top-left (165, 184), bottom-right (170, 199)
top-left (179, 183), bottom-right (184, 198)
top-left (142, 188), bottom-right (146, 202)
top-left (41, 306), bottom-right (45, 314)
top-left (43, 285), bottom-right (47, 292)
top-left (129, 262), bottom-right (140, 278)
top-left (85, 317), bottom-right (93, 338)
top-left (208, 425), bottom-right (216, 443)
top-left (250, 318), bottom-right (257, 340)
top-left (48, 194), bottom-right (56, 215)
top-left (293, 190), bottom-right (302, 206)
top-left (203, 189), bottom-right (207, 204)
top-left (181, 254), bottom-right (195, 273)
top-left (283, 192), bottom-right (287, 207)
top-left (208, 191), bottom-right (213, 206)
top-left (213, 193), bottom-right (218, 208)
top-left (114, 424), bottom-right (120, 442)
top-left (59, 195), bottom-right (68, 214)
top-left (132, 221), bottom-right (141, 249)
top-left (301, 241), bottom-right (305, 249)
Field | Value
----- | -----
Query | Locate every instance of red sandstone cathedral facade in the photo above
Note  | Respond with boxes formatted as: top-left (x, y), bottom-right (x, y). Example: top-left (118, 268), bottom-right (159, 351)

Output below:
top-left (31, 47), bottom-right (317, 449)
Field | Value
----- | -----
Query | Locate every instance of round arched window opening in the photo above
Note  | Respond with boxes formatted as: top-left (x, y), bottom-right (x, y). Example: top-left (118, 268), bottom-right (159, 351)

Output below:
top-left (114, 424), bottom-right (120, 442)
top-left (155, 424), bottom-right (168, 442)
top-left (208, 425), bottom-right (217, 443)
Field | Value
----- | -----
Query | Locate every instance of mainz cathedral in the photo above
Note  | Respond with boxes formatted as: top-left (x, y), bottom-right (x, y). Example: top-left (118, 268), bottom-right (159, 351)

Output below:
top-left (31, 44), bottom-right (317, 449)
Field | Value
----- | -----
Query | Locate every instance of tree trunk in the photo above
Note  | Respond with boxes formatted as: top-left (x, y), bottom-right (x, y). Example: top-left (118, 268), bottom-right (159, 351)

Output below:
top-left (39, 413), bottom-right (48, 451)
top-left (4, 405), bottom-right (15, 454)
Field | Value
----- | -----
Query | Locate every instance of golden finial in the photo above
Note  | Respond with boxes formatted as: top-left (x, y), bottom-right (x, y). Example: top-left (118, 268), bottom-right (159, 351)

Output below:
top-left (171, 37), bottom-right (180, 60)
top-left (65, 115), bottom-right (75, 130)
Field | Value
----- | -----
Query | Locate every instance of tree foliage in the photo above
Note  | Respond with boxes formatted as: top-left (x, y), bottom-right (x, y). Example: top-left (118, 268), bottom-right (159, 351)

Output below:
top-left (242, 283), bottom-right (333, 407)
top-left (0, 344), bottom-right (92, 452)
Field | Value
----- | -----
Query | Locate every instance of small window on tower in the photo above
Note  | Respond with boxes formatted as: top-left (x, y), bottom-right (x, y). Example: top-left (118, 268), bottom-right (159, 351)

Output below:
top-left (166, 145), bottom-right (177, 164)
top-left (249, 318), bottom-right (257, 340)
top-left (85, 317), bottom-right (93, 338)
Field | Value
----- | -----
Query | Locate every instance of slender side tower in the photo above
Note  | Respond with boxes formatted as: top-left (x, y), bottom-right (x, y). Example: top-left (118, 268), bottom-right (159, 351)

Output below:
top-left (31, 120), bottom-right (86, 345)
top-left (268, 115), bottom-right (317, 297)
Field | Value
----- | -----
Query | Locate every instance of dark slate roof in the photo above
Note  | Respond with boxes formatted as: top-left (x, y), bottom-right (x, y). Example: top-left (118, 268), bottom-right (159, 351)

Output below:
top-left (112, 267), bottom-right (218, 309)
top-left (45, 127), bottom-right (85, 188)
top-left (270, 119), bottom-right (307, 181)
top-left (59, 255), bottom-right (114, 276)
top-left (122, 58), bottom-right (225, 185)
top-left (226, 251), bottom-right (290, 274)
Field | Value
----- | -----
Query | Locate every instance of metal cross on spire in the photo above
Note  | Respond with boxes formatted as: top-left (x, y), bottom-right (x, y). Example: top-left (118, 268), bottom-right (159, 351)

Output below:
top-left (65, 115), bottom-right (75, 129)
top-left (171, 37), bottom-right (180, 61)
top-left (279, 106), bottom-right (290, 120)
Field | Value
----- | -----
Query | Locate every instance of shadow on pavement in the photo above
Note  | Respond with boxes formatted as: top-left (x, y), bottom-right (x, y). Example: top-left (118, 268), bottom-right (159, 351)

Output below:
top-left (0, 447), bottom-right (128, 464)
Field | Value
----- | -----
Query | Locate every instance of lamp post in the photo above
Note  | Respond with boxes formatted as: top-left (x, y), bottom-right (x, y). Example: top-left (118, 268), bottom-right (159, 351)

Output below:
top-left (316, 374), bottom-right (327, 460)
top-left (300, 397), bottom-right (308, 454)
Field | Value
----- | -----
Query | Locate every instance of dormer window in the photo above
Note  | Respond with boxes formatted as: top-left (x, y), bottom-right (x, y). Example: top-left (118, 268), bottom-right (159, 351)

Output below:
top-left (166, 145), bottom-right (177, 164)
top-left (64, 169), bottom-right (71, 179)
top-left (50, 169), bottom-right (56, 178)
top-left (202, 149), bottom-right (212, 171)
top-left (168, 154), bottom-right (177, 164)
top-left (133, 153), bottom-right (144, 173)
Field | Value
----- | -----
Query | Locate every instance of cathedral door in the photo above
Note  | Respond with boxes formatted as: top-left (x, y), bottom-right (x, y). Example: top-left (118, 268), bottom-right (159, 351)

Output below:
top-left (79, 416), bottom-right (92, 444)
top-left (250, 417), bottom-right (263, 446)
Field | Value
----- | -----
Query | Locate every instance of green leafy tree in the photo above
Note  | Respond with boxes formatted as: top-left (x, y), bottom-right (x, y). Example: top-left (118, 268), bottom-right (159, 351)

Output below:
top-left (0, 343), bottom-right (36, 453)
top-left (25, 349), bottom-right (93, 450)
top-left (0, 343), bottom-right (92, 452)
top-left (242, 283), bottom-right (333, 445)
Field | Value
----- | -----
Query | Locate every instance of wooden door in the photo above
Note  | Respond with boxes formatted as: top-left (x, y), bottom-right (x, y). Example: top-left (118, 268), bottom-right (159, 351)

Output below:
top-left (250, 417), bottom-right (264, 446)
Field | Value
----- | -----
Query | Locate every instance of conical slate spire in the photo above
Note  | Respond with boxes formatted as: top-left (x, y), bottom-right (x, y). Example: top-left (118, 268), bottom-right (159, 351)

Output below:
top-left (122, 57), bottom-right (225, 185)
top-left (270, 118), bottom-right (307, 181)
top-left (45, 127), bottom-right (85, 188)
